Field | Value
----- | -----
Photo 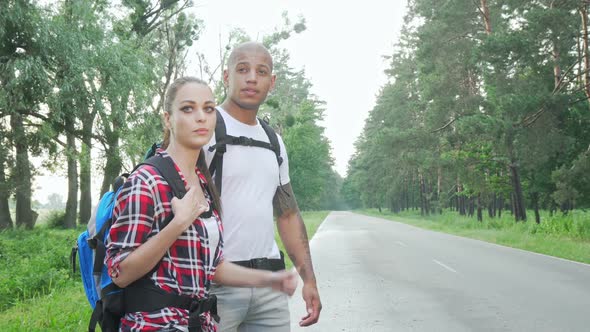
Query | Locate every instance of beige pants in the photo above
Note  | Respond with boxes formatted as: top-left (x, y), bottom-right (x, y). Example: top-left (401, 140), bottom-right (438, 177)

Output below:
top-left (211, 285), bottom-right (290, 332)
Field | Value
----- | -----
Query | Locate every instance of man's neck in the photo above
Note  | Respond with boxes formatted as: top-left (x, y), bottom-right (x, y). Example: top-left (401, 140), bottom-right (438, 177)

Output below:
top-left (220, 99), bottom-right (259, 125)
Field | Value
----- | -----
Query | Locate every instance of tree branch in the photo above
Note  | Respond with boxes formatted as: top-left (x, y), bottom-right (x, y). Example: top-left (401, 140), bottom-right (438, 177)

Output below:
top-left (431, 117), bottom-right (458, 133)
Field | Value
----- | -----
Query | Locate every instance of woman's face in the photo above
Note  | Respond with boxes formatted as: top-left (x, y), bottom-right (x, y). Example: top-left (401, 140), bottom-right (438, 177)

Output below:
top-left (165, 82), bottom-right (216, 150)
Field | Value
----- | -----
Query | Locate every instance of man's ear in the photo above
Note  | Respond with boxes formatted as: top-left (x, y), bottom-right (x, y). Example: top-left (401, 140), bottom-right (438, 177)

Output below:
top-left (270, 74), bottom-right (277, 91)
top-left (223, 69), bottom-right (229, 87)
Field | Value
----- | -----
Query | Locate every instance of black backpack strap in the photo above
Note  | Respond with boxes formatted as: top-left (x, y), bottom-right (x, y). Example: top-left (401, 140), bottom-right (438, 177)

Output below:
top-left (259, 118), bottom-right (283, 167)
top-left (259, 118), bottom-right (288, 191)
top-left (141, 154), bottom-right (188, 228)
top-left (208, 110), bottom-right (227, 195)
top-left (124, 278), bottom-right (220, 328)
top-left (142, 155), bottom-right (187, 199)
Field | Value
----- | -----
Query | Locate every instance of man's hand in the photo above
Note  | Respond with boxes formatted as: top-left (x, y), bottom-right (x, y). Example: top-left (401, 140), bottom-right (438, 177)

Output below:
top-left (299, 282), bottom-right (322, 326)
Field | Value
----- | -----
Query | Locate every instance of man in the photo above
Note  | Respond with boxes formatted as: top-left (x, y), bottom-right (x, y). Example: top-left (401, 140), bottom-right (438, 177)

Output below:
top-left (205, 41), bottom-right (322, 331)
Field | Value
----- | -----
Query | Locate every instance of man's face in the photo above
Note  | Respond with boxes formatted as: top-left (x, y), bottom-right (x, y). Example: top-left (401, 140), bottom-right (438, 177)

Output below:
top-left (224, 48), bottom-right (276, 111)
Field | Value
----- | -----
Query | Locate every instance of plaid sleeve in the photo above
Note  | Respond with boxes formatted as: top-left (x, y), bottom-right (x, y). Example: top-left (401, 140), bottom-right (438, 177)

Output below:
top-left (106, 169), bottom-right (156, 278)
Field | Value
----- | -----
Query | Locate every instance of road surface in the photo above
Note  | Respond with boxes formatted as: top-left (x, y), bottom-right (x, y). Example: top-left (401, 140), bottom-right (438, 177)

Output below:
top-left (289, 211), bottom-right (590, 332)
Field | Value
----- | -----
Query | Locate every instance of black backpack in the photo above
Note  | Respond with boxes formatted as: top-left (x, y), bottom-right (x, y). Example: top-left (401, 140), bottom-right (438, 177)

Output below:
top-left (207, 111), bottom-right (284, 195)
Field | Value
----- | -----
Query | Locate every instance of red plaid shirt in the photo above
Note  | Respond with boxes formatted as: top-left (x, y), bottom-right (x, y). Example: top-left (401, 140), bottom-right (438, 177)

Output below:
top-left (106, 151), bottom-right (223, 332)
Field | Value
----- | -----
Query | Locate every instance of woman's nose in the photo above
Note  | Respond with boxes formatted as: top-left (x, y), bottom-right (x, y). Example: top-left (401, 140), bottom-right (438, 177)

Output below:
top-left (194, 108), bottom-right (206, 121)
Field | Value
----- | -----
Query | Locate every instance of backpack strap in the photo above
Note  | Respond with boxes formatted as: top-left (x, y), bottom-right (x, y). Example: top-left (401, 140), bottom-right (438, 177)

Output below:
top-left (142, 155), bottom-right (187, 200)
top-left (124, 278), bottom-right (220, 326)
top-left (208, 110), bottom-right (227, 195)
top-left (259, 117), bottom-right (284, 167)
top-left (207, 112), bottom-right (284, 195)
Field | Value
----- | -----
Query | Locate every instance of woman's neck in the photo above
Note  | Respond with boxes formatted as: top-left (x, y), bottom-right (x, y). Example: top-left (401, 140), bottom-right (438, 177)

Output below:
top-left (165, 143), bottom-right (200, 178)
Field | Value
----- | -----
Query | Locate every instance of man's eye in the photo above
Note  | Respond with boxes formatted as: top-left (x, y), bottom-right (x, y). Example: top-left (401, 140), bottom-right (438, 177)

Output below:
top-left (238, 68), bottom-right (248, 73)
top-left (258, 70), bottom-right (267, 75)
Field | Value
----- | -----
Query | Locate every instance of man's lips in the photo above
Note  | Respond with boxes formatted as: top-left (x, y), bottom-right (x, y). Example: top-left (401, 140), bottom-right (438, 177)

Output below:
top-left (241, 88), bottom-right (258, 96)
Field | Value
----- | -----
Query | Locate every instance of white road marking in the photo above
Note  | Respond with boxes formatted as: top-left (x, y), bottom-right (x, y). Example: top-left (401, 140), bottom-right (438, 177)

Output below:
top-left (396, 241), bottom-right (407, 247)
top-left (433, 259), bottom-right (458, 273)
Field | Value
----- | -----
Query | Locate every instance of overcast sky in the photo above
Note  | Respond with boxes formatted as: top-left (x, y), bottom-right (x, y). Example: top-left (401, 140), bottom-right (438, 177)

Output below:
top-left (34, 0), bottom-right (408, 204)
top-left (191, 0), bottom-right (408, 176)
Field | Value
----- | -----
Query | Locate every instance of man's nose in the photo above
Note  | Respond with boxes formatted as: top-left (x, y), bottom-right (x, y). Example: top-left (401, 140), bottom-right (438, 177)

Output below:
top-left (246, 70), bottom-right (257, 82)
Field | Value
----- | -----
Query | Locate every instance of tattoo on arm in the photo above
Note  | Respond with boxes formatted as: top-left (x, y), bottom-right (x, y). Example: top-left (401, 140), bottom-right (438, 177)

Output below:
top-left (273, 183), bottom-right (300, 218)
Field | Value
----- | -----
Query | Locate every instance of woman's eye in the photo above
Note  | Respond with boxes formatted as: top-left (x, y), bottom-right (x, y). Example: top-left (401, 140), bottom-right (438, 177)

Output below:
top-left (258, 70), bottom-right (267, 75)
top-left (181, 106), bottom-right (193, 112)
top-left (204, 106), bottom-right (215, 113)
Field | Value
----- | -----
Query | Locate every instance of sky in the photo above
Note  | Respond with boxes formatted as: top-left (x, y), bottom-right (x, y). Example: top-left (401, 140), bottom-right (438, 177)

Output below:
top-left (33, 0), bottom-right (408, 204)
top-left (191, 0), bottom-right (408, 176)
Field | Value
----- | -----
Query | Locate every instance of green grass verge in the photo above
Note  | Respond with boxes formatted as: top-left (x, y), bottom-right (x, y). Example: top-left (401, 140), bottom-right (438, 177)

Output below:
top-left (0, 211), bottom-right (329, 331)
top-left (0, 280), bottom-right (91, 331)
top-left (359, 209), bottom-right (590, 265)
top-left (275, 210), bottom-right (330, 269)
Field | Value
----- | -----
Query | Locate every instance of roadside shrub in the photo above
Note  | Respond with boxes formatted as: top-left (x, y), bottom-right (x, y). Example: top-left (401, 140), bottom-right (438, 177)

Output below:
top-left (44, 210), bottom-right (67, 229)
top-left (0, 228), bottom-right (80, 311)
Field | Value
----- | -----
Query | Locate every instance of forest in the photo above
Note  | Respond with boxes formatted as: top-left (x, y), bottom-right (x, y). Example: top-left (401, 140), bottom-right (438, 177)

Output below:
top-left (344, 0), bottom-right (590, 224)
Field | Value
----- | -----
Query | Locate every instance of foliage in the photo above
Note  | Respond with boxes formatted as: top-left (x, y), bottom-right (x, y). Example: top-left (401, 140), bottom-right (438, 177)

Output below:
top-left (345, 0), bottom-right (590, 222)
top-left (0, 227), bottom-right (80, 311)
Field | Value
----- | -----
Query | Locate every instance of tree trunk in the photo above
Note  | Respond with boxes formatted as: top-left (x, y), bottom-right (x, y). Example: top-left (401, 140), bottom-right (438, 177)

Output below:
top-left (437, 167), bottom-right (442, 214)
top-left (0, 148), bottom-right (13, 230)
top-left (498, 196), bottom-right (503, 218)
top-left (78, 131), bottom-right (92, 225)
top-left (549, 0), bottom-right (561, 90)
top-left (418, 172), bottom-right (425, 216)
top-left (458, 183), bottom-right (466, 216)
top-left (532, 192), bottom-right (541, 224)
top-left (64, 124), bottom-right (78, 229)
top-left (100, 137), bottom-right (122, 196)
top-left (480, 0), bottom-right (492, 35)
top-left (477, 193), bottom-right (483, 222)
top-left (488, 193), bottom-right (496, 218)
top-left (509, 163), bottom-right (527, 222)
top-left (580, 5), bottom-right (590, 101)
top-left (11, 113), bottom-right (35, 229)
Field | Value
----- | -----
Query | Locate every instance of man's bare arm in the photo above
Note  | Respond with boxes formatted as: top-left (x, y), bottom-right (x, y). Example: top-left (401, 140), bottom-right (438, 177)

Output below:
top-left (274, 183), bottom-right (322, 326)
top-left (273, 183), bottom-right (315, 283)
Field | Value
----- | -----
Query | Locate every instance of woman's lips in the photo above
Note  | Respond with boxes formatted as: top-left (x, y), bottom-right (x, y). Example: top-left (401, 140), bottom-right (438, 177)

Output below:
top-left (194, 129), bottom-right (209, 135)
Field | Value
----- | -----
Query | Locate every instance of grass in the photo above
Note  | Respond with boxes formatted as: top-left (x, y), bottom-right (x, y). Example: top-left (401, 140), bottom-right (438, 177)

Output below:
top-left (275, 210), bottom-right (330, 269)
top-left (0, 210), bottom-right (330, 331)
top-left (359, 208), bottom-right (590, 265)
top-left (0, 280), bottom-right (91, 332)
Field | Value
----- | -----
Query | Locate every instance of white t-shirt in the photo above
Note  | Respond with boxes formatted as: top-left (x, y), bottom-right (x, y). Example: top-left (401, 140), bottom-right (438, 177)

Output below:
top-left (204, 107), bottom-right (290, 261)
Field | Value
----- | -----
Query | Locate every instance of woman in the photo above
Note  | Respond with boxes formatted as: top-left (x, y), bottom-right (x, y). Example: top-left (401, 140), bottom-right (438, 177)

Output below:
top-left (106, 77), bottom-right (296, 332)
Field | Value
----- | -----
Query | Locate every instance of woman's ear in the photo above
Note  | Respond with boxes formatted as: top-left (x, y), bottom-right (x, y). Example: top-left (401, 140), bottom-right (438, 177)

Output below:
top-left (163, 111), bottom-right (172, 130)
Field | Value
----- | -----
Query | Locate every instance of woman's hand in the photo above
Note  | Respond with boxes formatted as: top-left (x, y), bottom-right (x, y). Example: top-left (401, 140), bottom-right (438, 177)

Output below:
top-left (269, 269), bottom-right (298, 296)
top-left (170, 186), bottom-right (209, 230)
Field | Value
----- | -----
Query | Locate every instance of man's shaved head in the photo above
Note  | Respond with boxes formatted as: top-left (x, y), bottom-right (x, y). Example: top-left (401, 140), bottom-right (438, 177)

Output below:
top-left (227, 41), bottom-right (273, 71)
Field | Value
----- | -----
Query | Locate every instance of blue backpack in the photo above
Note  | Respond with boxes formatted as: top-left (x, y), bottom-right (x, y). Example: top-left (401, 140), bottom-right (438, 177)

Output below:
top-left (71, 153), bottom-right (219, 332)
top-left (76, 187), bottom-right (123, 310)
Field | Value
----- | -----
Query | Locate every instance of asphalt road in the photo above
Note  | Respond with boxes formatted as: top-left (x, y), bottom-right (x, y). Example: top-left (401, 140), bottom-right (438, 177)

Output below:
top-left (289, 211), bottom-right (590, 332)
